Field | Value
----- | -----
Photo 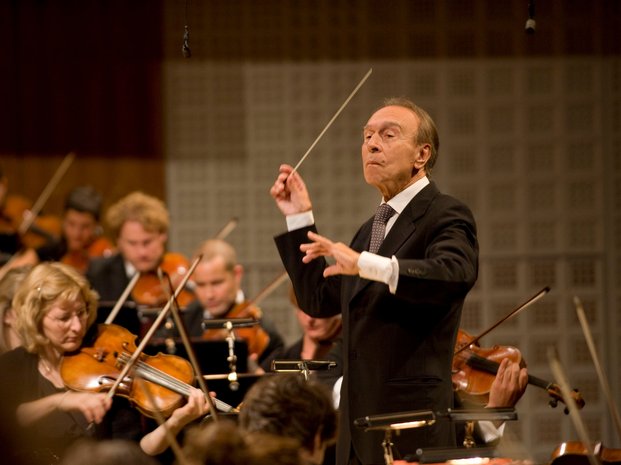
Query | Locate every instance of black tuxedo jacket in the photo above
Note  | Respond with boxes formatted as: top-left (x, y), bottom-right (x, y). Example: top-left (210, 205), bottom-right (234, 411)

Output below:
top-left (86, 253), bottom-right (141, 334)
top-left (275, 182), bottom-right (479, 465)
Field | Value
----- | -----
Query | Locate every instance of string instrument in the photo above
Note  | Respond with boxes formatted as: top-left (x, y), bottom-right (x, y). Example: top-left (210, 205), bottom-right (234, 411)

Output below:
top-left (61, 236), bottom-right (115, 274)
top-left (60, 323), bottom-right (235, 418)
top-left (452, 329), bottom-right (585, 411)
top-left (202, 301), bottom-right (271, 358)
top-left (0, 194), bottom-right (62, 249)
top-left (550, 442), bottom-right (621, 465)
top-left (544, 299), bottom-right (621, 465)
top-left (131, 252), bottom-right (196, 309)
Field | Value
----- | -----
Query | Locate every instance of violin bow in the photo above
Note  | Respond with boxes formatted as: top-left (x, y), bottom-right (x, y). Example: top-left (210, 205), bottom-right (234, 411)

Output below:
top-left (159, 261), bottom-right (223, 421)
top-left (104, 272), bottom-right (141, 325)
top-left (289, 68), bottom-right (373, 176)
top-left (547, 346), bottom-right (600, 465)
top-left (574, 296), bottom-right (621, 442)
top-left (18, 151), bottom-right (76, 235)
top-left (454, 286), bottom-right (550, 356)
top-left (213, 217), bottom-right (238, 240)
top-left (0, 152), bottom-right (76, 281)
top-left (247, 270), bottom-right (289, 308)
top-left (104, 256), bottom-right (202, 401)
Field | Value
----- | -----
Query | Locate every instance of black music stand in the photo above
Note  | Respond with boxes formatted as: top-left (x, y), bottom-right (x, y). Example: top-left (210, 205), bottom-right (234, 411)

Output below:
top-left (354, 408), bottom-right (517, 465)
top-left (271, 359), bottom-right (338, 380)
top-left (145, 338), bottom-right (249, 375)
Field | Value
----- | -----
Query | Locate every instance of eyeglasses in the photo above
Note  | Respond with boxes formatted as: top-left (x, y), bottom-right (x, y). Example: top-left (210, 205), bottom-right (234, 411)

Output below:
top-left (45, 308), bottom-right (89, 327)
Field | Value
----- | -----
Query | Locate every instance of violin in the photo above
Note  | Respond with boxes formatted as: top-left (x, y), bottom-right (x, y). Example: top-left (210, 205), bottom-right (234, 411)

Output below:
top-left (550, 441), bottom-right (621, 465)
top-left (452, 329), bottom-right (585, 411)
top-left (61, 236), bottom-right (115, 274)
top-left (202, 301), bottom-right (271, 358)
top-left (0, 194), bottom-right (62, 249)
top-left (60, 323), bottom-right (235, 418)
top-left (131, 253), bottom-right (196, 308)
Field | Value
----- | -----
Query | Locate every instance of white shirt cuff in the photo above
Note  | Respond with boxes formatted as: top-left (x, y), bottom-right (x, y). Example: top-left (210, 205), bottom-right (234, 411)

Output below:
top-left (286, 211), bottom-right (315, 231)
top-left (358, 252), bottom-right (399, 294)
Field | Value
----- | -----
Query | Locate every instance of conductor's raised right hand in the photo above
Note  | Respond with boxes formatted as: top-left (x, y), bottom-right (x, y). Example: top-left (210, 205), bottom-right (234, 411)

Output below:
top-left (269, 164), bottom-right (312, 216)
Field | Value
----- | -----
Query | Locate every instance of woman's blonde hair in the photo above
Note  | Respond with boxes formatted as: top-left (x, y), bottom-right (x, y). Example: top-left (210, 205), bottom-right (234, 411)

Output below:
top-left (13, 262), bottom-right (98, 354)
top-left (0, 265), bottom-right (32, 354)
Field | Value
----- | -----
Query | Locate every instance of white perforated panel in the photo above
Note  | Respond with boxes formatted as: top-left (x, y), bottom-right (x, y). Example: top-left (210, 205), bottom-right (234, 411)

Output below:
top-left (162, 52), bottom-right (619, 460)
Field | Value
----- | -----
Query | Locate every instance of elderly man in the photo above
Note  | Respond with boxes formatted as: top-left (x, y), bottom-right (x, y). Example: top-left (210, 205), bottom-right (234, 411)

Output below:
top-left (270, 98), bottom-right (479, 465)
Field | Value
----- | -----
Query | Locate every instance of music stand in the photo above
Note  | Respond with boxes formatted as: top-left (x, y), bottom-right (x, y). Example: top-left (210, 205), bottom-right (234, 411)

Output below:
top-left (354, 408), bottom-right (517, 465)
top-left (271, 359), bottom-right (337, 381)
top-left (145, 337), bottom-right (249, 375)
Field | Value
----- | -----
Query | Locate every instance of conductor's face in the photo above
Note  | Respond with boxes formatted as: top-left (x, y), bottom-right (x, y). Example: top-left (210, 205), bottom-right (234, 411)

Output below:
top-left (362, 105), bottom-right (426, 200)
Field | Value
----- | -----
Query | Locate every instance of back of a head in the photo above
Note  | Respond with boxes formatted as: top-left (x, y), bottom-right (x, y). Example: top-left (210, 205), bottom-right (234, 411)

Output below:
top-left (60, 439), bottom-right (158, 465)
top-left (238, 373), bottom-right (337, 452)
top-left (183, 420), bottom-right (251, 465)
top-left (0, 265), bottom-right (32, 353)
top-left (65, 186), bottom-right (103, 220)
top-left (182, 420), bottom-right (301, 465)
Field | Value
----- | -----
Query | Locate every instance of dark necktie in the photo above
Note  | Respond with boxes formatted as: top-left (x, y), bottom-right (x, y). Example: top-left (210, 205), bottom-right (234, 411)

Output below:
top-left (368, 203), bottom-right (396, 253)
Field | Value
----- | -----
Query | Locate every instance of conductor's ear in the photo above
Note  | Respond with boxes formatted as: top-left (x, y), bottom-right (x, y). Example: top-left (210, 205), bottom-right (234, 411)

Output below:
top-left (413, 144), bottom-right (431, 170)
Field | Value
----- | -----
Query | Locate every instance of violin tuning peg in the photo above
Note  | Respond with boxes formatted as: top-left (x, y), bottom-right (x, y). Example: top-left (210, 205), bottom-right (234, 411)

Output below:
top-left (563, 407), bottom-right (569, 415)
top-left (549, 398), bottom-right (558, 409)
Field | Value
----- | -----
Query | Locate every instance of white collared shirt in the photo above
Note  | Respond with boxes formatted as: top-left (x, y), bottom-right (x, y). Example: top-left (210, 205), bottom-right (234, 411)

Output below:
top-left (285, 176), bottom-right (430, 293)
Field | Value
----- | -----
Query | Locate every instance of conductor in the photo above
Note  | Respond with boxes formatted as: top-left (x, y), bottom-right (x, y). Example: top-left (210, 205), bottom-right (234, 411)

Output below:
top-left (270, 98), bottom-right (479, 465)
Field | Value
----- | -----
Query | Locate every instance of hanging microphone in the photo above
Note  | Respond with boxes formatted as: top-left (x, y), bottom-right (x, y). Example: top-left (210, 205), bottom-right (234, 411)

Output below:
top-left (525, 0), bottom-right (536, 34)
top-left (182, 25), bottom-right (191, 58)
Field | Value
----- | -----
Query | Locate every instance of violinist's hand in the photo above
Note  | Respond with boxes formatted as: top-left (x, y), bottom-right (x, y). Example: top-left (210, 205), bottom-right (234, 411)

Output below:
top-left (169, 387), bottom-right (210, 427)
top-left (270, 164), bottom-right (312, 216)
top-left (487, 358), bottom-right (528, 408)
top-left (301, 231), bottom-right (360, 277)
top-left (60, 391), bottom-right (112, 424)
top-left (141, 387), bottom-right (212, 456)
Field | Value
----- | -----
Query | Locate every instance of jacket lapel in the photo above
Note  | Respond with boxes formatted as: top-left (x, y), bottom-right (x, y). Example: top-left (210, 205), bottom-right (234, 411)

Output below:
top-left (348, 182), bottom-right (439, 301)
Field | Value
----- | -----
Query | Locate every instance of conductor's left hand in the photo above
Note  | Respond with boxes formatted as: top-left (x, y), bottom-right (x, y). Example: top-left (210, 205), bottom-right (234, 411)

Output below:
top-left (301, 231), bottom-right (361, 277)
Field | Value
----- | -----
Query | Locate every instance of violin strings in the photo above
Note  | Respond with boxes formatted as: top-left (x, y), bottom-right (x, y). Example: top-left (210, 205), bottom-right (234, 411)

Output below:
top-left (118, 352), bottom-right (235, 412)
top-left (118, 352), bottom-right (191, 395)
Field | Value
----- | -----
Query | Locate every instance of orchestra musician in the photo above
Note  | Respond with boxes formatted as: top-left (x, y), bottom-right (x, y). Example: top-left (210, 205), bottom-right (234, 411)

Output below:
top-left (270, 98), bottom-right (479, 465)
top-left (0, 265), bottom-right (32, 355)
top-left (86, 191), bottom-right (190, 332)
top-left (85, 191), bottom-right (191, 444)
top-left (281, 285), bottom-right (342, 361)
top-left (181, 239), bottom-right (285, 372)
top-left (456, 357), bottom-right (528, 447)
top-left (0, 262), bottom-right (211, 465)
top-left (0, 262), bottom-right (114, 465)
top-left (238, 373), bottom-right (338, 465)
top-left (263, 286), bottom-right (343, 389)
top-left (0, 166), bottom-right (20, 262)
top-left (0, 166), bottom-right (62, 265)
top-left (7, 186), bottom-right (114, 274)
